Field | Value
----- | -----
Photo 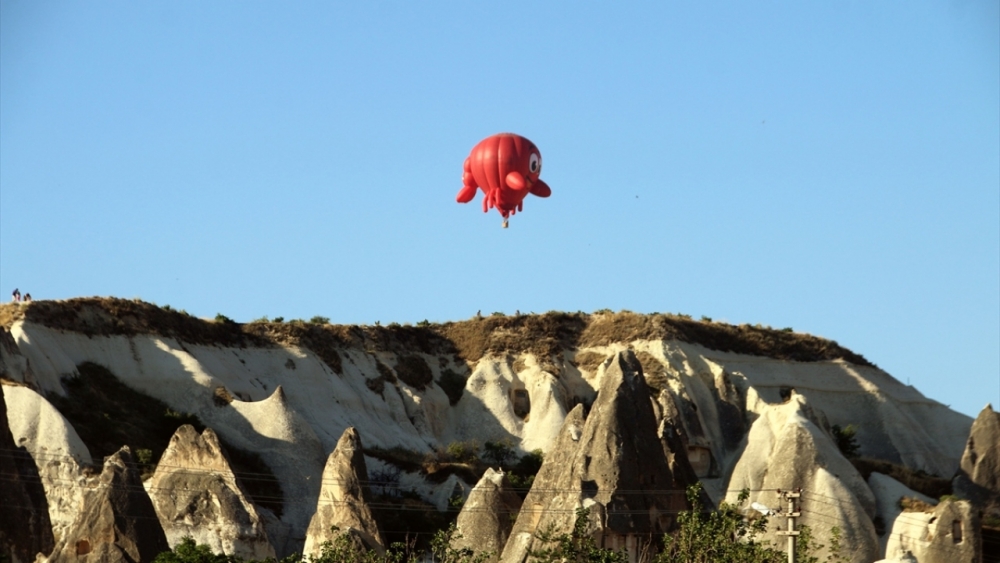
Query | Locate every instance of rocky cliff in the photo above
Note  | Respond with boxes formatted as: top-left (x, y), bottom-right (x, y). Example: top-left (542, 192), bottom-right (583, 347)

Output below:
top-left (451, 468), bottom-right (523, 561)
top-left (148, 425), bottom-right (275, 559)
top-left (0, 383), bottom-right (54, 563)
top-left (302, 427), bottom-right (384, 557)
top-left (500, 351), bottom-right (685, 563)
top-left (0, 298), bottom-right (980, 562)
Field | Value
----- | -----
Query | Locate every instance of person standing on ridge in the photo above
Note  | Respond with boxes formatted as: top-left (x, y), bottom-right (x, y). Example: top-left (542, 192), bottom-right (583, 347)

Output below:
top-left (11, 288), bottom-right (20, 302)
top-left (24, 293), bottom-right (32, 302)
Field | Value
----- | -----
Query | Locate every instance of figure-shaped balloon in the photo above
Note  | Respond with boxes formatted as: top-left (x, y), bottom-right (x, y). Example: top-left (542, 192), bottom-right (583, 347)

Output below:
top-left (456, 133), bottom-right (551, 228)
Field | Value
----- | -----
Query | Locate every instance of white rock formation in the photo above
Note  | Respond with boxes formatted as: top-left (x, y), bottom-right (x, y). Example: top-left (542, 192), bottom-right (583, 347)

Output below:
top-left (451, 468), bottom-right (523, 561)
top-left (0, 382), bottom-right (54, 563)
top-left (0, 328), bottom-right (35, 387)
top-left (955, 403), bottom-right (1000, 504)
top-left (500, 351), bottom-right (686, 563)
top-left (868, 472), bottom-right (936, 556)
top-left (870, 472), bottom-right (982, 563)
top-left (2, 384), bottom-right (92, 547)
top-left (149, 425), bottom-right (275, 560)
top-left (47, 447), bottom-right (169, 563)
top-left (303, 427), bottom-right (384, 557)
top-left (2, 307), bottom-right (976, 560)
top-left (724, 392), bottom-right (879, 563)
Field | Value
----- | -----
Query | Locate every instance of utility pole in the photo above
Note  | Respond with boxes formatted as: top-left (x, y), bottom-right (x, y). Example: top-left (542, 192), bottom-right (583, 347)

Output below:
top-left (776, 489), bottom-right (801, 563)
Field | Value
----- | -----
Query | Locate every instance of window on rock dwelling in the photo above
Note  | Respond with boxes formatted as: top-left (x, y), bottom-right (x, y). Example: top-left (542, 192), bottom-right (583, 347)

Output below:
top-left (953, 520), bottom-right (963, 543)
top-left (511, 388), bottom-right (530, 418)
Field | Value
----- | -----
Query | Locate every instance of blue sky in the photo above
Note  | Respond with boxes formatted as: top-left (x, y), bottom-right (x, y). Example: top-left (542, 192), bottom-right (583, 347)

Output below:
top-left (1, 1), bottom-right (997, 419)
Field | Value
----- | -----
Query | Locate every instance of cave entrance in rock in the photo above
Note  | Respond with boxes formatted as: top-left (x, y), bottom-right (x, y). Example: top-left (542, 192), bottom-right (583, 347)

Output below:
top-left (511, 388), bottom-right (530, 418)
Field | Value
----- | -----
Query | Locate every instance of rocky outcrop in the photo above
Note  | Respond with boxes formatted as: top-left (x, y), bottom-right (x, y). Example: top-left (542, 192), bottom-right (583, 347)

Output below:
top-left (725, 392), bottom-right (879, 563)
top-left (0, 327), bottom-right (36, 388)
top-left (0, 384), bottom-right (54, 563)
top-left (868, 472), bottom-right (936, 557)
top-left (303, 427), bottom-right (384, 557)
top-left (954, 404), bottom-right (1000, 511)
top-left (48, 447), bottom-right (169, 563)
top-left (451, 468), bottom-right (523, 561)
top-left (960, 403), bottom-right (1000, 491)
top-left (887, 499), bottom-right (980, 563)
top-left (870, 472), bottom-right (982, 563)
top-left (148, 425), bottom-right (274, 560)
top-left (210, 384), bottom-right (327, 557)
top-left (657, 417), bottom-right (710, 506)
top-left (1, 305), bottom-right (978, 561)
top-left (500, 350), bottom-right (685, 563)
top-left (3, 384), bottom-right (93, 549)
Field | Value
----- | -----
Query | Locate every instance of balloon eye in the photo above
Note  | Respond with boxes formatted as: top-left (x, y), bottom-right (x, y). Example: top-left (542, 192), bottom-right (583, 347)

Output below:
top-left (529, 153), bottom-right (540, 174)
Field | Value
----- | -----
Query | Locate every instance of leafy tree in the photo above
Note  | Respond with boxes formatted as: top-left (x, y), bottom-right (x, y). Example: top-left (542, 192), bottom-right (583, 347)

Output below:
top-left (154, 526), bottom-right (491, 563)
top-left (656, 485), bottom-right (784, 563)
top-left (430, 524), bottom-right (494, 563)
top-left (153, 538), bottom-right (241, 563)
top-left (830, 425), bottom-right (860, 458)
top-left (789, 525), bottom-right (849, 563)
top-left (446, 440), bottom-right (480, 463)
top-left (528, 507), bottom-right (629, 563)
top-left (483, 438), bottom-right (517, 468)
top-left (656, 485), bottom-right (846, 563)
top-left (154, 487), bottom-right (845, 563)
top-left (508, 449), bottom-right (545, 496)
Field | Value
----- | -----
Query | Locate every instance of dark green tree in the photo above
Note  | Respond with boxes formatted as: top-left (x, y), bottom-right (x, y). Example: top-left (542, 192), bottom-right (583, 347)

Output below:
top-left (655, 485), bottom-right (784, 563)
top-left (153, 538), bottom-right (241, 563)
top-left (483, 438), bottom-right (517, 467)
top-left (830, 425), bottom-right (860, 458)
top-left (528, 507), bottom-right (629, 563)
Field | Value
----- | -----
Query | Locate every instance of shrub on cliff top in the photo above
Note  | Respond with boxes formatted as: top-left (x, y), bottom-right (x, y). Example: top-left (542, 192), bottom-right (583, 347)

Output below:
top-left (394, 354), bottom-right (433, 390)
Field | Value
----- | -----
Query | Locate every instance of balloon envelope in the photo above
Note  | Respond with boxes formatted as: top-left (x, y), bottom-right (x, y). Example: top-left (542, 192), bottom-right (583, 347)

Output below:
top-left (456, 133), bottom-right (551, 224)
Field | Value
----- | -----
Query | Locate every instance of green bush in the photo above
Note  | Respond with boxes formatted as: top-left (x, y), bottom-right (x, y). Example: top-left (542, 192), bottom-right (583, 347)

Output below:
top-left (831, 424), bottom-right (860, 458)
top-left (309, 315), bottom-right (330, 325)
top-left (214, 313), bottom-right (234, 324)
top-left (155, 525), bottom-right (493, 563)
top-left (135, 448), bottom-right (156, 479)
top-left (528, 507), bottom-right (629, 563)
top-left (514, 449), bottom-right (544, 475)
top-left (394, 355), bottom-right (433, 390)
top-left (656, 485), bottom-right (783, 563)
top-left (508, 449), bottom-right (544, 497)
top-left (438, 369), bottom-right (466, 405)
top-left (446, 441), bottom-right (480, 463)
top-left (153, 537), bottom-right (241, 563)
top-left (483, 438), bottom-right (516, 468)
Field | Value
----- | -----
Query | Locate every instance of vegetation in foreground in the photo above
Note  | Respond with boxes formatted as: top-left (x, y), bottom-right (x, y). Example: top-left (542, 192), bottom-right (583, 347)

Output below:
top-left (153, 525), bottom-right (490, 563)
top-left (153, 485), bottom-right (847, 563)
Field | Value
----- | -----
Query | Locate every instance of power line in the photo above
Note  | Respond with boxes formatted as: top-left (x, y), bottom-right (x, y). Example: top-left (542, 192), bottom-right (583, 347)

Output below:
top-left (3, 447), bottom-right (981, 558)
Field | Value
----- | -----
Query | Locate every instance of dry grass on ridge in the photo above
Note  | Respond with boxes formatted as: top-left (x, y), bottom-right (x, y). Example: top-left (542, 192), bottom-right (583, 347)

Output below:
top-left (2, 298), bottom-right (874, 371)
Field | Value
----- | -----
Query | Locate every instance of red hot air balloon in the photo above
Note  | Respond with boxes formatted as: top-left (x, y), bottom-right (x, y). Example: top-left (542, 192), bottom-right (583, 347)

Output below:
top-left (456, 133), bottom-right (551, 228)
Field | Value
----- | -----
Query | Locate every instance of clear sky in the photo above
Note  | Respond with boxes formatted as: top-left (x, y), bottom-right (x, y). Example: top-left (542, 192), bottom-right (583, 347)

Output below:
top-left (1, 1), bottom-right (997, 419)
